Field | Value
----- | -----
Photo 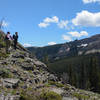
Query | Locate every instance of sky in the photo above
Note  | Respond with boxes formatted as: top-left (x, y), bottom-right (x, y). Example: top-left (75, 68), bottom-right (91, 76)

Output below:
top-left (0, 0), bottom-right (100, 47)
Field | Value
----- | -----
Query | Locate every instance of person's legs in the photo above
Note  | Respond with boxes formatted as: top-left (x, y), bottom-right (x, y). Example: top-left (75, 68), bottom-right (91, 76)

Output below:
top-left (14, 41), bottom-right (17, 50)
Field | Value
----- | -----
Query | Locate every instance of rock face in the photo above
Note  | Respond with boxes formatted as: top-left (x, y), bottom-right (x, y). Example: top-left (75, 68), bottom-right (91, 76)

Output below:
top-left (2, 78), bottom-right (19, 88)
top-left (0, 49), bottom-right (57, 87)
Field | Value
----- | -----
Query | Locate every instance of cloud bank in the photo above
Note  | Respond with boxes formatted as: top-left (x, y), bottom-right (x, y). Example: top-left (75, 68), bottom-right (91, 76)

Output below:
top-left (38, 16), bottom-right (69, 29)
top-left (68, 31), bottom-right (88, 38)
top-left (38, 16), bottom-right (59, 28)
top-left (83, 0), bottom-right (100, 4)
top-left (72, 10), bottom-right (100, 27)
top-left (58, 20), bottom-right (68, 29)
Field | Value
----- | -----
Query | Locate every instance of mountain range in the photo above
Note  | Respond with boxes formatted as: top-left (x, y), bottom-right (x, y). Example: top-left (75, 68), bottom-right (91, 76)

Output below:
top-left (27, 34), bottom-right (100, 62)
top-left (27, 34), bottom-right (100, 94)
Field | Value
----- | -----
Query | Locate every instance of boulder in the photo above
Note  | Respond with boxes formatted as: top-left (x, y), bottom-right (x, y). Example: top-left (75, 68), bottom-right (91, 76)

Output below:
top-left (48, 74), bottom-right (58, 82)
top-left (0, 94), bottom-right (20, 100)
top-left (2, 78), bottom-right (19, 88)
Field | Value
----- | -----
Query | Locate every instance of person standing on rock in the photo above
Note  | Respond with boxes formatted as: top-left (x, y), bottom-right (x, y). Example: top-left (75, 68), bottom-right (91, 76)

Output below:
top-left (13, 32), bottom-right (18, 50)
top-left (5, 32), bottom-right (12, 53)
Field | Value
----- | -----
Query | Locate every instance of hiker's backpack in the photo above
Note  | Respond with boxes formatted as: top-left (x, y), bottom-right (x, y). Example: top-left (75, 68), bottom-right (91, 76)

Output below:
top-left (13, 34), bottom-right (18, 40)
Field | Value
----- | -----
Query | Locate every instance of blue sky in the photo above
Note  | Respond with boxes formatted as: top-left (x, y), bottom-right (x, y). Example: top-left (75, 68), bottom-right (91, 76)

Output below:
top-left (0, 0), bottom-right (100, 47)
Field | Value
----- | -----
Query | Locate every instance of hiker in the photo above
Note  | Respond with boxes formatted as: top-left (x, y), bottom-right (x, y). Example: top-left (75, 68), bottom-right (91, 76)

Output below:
top-left (5, 32), bottom-right (12, 53)
top-left (13, 32), bottom-right (18, 50)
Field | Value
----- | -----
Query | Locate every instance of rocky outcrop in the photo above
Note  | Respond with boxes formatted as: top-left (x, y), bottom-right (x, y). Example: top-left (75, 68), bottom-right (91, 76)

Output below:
top-left (2, 78), bottom-right (19, 88)
top-left (0, 94), bottom-right (20, 100)
top-left (0, 49), bottom-right (56, 85)
top-left (0, 36), bottom-right (58, 99)
top-left (49, 84), bottom-right (100, 100)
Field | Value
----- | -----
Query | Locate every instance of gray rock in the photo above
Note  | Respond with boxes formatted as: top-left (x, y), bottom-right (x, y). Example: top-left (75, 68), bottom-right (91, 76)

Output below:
top-left (63, 97), bottom-right (78, 100)
top-left (12, 52), bottom-right (24, 59)
top-left (33, 60), bottom-right (47, 68)
top-left (2, 78), bottom-right (19, 88)
top-left (48, 74), bottom-right (58, 82)
top-left (21, 63), bottom-right (34, 70)
top-left (0, 94), bottom-right (20, 100)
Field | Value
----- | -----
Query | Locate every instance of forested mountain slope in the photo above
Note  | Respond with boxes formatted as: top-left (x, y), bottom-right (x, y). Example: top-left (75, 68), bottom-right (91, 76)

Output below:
top-left (27, 34), bottom-right (100, 94)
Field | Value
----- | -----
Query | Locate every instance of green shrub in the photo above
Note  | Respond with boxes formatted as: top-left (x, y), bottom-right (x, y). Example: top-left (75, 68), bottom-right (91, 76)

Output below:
top-left (18, 58), bottom-right (24, 62)
top-left (44, 83), bottom-right (51, 87)
top-left (0, 69), bottom-right (13, 78)
top-left (64, 85), bottom-right (70, 90)
top-left (0, 41), bottom-right (6, 47)
top-left (11, 90), bottom-right (17, 95)
top-left (40, 91), bottom-right (62, 100)
top-left (73, 92), bottom-right (89, 99)
top-left (0, 52), bottom-right (9, 58)
top-left (48, 81), bottom-right (64, 88)
top-left (20, 91), bottom-right (33, 100)
top-left (19, 89), bottom-right (62, 100)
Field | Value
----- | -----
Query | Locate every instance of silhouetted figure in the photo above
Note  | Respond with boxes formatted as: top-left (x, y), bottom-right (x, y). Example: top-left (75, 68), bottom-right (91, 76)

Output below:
top-left (5, 32), bottom-right (12, 53)
top-left (13, 32), bottom-right (18, 50)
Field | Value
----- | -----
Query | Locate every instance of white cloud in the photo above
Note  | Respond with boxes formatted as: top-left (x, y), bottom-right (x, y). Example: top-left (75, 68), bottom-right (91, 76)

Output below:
top-left (38, 16), bottom-right (59, 28)
top-left (83, 0), bottom-right (100, 4)
top-left (58, 20), bottom-right (68, 29)
top-left (72, 10), bottom-right (100, 27)
top-left (44, 16), bottom-right (59, 23)
top-left (48, 42), bottom-right (57, 45)
top-left (23, 43), bottom-right (32, 47)
top-left (68, 31), bottom-right (88, 38)
top-left (38, 16), bottom-right (70, 29)
top-left (62, 35), bottom-right (72, 41)
top-left (38, 22), bottom-right (49, 28)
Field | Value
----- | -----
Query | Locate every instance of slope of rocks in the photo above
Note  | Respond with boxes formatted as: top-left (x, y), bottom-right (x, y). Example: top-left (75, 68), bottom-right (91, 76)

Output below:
top-left (0, 48), bottom-right (58, 87)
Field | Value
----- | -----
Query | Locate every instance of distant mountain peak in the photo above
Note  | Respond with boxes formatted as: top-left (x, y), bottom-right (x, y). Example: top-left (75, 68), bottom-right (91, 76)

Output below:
top-left (27, 33), bottom-right (100, 61)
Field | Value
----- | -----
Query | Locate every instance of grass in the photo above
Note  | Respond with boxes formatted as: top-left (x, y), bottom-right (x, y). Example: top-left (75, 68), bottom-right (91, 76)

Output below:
top-left (0, 69), bottom-right (13, 78)
top-left (0, 52), bottom-right (9, 58)
top-left (48, 81), bottom-right (64, 88)
top-left (18, 58), bottom-right (25, 62)
top-left (72, 92), bottom-right (90, 99)
top-left (40, 90), bottom-right (62, 100)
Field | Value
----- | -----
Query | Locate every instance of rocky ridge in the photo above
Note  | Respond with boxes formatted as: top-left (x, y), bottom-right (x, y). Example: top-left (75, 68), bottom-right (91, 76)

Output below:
top-left (27, 34), bottom-right (100, 61)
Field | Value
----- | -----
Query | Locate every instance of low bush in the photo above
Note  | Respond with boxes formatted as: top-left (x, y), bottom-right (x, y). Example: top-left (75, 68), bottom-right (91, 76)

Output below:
top-left (40, 91), bottom-right (62, 100)
top-left (73, 92), bottom-right (89, 99)
top-left (0, 69), bottom-right (13, 78)
top-left (48, 81), bottom-right (64, 88)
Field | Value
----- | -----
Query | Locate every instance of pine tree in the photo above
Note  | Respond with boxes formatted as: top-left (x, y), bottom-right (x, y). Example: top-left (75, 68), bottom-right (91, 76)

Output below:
top-left (68, 65), bottom-right (76, 86)
top-left (89, 56), bottom-right (100, 92)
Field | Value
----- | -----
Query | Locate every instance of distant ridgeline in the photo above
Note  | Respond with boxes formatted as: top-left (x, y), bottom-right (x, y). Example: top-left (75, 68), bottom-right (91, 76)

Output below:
top-left (27, 34), bottom-right (100, 93)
